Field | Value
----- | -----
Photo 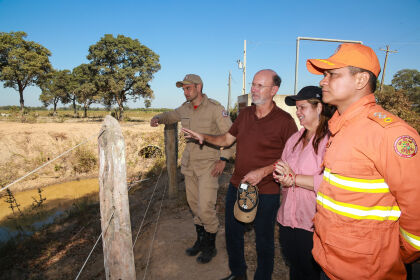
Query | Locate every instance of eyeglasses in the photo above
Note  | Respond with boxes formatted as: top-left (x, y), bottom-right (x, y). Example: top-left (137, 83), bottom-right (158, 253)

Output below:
top-left (249, 83), bottom-right (275, 90)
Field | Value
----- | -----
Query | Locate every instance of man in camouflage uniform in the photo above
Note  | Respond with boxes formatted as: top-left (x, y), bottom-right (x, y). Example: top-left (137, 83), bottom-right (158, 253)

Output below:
top-left (150, 74), bottom-right (233, 264)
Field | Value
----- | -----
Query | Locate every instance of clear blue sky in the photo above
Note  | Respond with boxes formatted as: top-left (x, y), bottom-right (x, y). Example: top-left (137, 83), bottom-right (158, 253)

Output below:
top-left (1, 0), bottom-right (420, 109)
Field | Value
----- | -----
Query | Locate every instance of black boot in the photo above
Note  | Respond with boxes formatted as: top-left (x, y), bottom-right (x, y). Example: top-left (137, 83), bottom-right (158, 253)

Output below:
top-left (196, 231), bottom-right (217, 264)
top-left (186, 224), bottom-right (205, 256)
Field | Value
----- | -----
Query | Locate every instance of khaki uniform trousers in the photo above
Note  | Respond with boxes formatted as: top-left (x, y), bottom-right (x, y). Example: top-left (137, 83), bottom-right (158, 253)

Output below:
top-left (183, 160), bottom-right (219, 234)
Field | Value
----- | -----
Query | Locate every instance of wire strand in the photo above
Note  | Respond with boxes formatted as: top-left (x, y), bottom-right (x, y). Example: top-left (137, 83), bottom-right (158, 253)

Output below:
top-left (132, 167), bottom-right (164, 248)
top-left (142, 172), bottom-right (168, 280)
top-left (74, 209), bottom-right (115, 280)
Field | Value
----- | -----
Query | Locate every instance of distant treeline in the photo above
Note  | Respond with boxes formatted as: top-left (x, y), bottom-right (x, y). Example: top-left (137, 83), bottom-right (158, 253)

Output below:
top-left (0, 105), bottom-right (172, 112)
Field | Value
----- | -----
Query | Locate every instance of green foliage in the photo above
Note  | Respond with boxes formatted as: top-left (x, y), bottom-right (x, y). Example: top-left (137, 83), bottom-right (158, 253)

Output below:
top-left (72, 63), bottom-right (100, 117)
top-left (375, 84), bottom-right (420, 132)
top-left (0, 31), bottom-right (52, 114)
top-left (144, 98), bottom-right (152, 108)
top-left (391, 69), bottom-right (420, 113)
top-left (87, 34), bottom-right (161, 120)
top-left (39, 69), bottom-right (72, 115)
top-left (229, 103), bottom-right (239, 122)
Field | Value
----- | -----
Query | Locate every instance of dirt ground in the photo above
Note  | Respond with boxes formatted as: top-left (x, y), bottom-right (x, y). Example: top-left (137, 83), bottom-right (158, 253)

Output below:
top-left (1, 119), bottom-right (418, 279)
top-left (133, 166), bottom-right (289, 280)
top-left (0, 119), bottom-right (288, 279)
top-left (0, 163), bottom-right (289, 280)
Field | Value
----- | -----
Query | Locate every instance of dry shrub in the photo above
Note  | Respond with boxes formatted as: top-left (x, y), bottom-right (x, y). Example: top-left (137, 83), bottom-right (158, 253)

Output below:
top-left (72, 146), bottom-right (97, 173)
top-left (48, 132), bottom-right (68, 141)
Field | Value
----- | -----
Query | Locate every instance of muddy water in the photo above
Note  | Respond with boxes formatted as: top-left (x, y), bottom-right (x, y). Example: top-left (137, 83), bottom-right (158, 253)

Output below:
top-left (0, 178), bottom-right (99, 242)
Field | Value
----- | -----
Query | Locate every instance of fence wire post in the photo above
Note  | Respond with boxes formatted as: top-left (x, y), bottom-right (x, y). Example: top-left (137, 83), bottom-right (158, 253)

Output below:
top-left (98, 115), bottom-right (136, 280)
top-left (164, 123), bottom-right (178, 198)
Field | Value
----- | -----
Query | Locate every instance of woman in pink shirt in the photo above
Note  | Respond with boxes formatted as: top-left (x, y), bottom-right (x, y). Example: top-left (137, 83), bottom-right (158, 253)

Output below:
top-left (273, 86), bottom-right (335, 280)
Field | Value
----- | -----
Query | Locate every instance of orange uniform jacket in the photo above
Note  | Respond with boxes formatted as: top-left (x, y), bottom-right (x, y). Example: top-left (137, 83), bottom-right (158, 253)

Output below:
top-left (313, 94), bottom-right (420, 280)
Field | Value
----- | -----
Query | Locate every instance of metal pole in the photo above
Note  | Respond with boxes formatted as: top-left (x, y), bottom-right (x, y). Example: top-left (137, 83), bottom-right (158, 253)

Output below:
top-left (294, 37), bottom-right (363, 95)
top-left (294, 38), bottom-right (300, 95)
top-left (243, 40), bottom-right (247, 95)
top-left (228, 71), bottom-right (231, 112)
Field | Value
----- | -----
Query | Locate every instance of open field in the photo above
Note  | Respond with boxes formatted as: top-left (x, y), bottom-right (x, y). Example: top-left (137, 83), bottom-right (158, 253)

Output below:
top-left (0, 107), bottom-right (170, 123)
top-left (0, 110), bottom-right (177, 193)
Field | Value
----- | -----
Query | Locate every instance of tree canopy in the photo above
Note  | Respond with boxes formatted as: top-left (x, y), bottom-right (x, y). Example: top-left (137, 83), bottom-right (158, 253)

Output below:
top-left (87, 34), bottom-right (160, 120)
top-left (39, 69), bottom-right (72, 115)
top-left (375, 84), bottom-right (420, 132)
top-left (391, 69), bottom-right (420, 113)
top-left (72, 63), bottom-right (100, 117)
top-left (0, 31), bottom-right (52, 114)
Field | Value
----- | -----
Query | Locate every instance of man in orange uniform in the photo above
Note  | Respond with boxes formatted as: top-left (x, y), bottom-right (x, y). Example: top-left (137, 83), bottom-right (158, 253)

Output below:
top-left (306, 43), bottom-right (420, 279)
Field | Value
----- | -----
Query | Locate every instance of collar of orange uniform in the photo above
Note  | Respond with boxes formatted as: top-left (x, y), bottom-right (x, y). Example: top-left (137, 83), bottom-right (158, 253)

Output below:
top-left (328, 94), bottom-right (376, 135)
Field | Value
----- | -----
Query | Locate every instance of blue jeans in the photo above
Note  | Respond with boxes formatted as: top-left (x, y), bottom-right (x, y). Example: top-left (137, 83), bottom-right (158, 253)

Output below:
top-left (225, 183), bottom-right (280, 280)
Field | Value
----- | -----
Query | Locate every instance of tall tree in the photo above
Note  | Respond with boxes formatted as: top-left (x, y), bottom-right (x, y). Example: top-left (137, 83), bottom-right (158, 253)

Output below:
top-left (73, 63), bottom-right (100, 117)
top-left (144, 98), bottom-right (152, 108)
top-left (39, 69), bottom-right (72, 115)
top-left (67, 72), bottom-right (79, 118)
top-left (391, 69), bottom-right (420, 113)
top-left (0, 31), bottom-right (52, 115)
top-left (87, 34), bottom-right (160, 120)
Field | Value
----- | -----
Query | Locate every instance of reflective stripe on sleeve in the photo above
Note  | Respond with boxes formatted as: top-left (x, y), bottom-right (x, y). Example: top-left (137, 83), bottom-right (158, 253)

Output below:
top-left (317, 192), bottom-right (401, 221)
top-left (324, 168), bottom-right (389, 193)
top-left (400, 227), bottom-right (420, 251)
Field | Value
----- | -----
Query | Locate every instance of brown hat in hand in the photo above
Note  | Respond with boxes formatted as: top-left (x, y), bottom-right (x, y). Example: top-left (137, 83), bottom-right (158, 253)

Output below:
top-left (234, 183), bottom-right (259, 223)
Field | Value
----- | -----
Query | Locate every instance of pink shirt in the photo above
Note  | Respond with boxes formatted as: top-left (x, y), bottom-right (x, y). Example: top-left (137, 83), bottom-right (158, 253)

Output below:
top-left (276, 128), bottom-right (328, 232)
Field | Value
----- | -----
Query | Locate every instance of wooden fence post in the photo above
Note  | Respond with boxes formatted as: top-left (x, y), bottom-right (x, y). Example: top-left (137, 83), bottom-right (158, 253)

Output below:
top-left (98, 115), bottom-right (136, 280)
top-left (164, 123), bottom-right (178, 198)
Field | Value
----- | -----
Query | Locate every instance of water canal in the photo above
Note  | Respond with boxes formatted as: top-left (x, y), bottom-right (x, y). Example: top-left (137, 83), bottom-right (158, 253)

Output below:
top-left (0, 178), bottom-right (99, 243)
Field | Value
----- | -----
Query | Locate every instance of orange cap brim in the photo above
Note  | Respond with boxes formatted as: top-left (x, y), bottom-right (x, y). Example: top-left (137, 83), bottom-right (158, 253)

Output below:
top-left (306, 59), bottom-right (348, 75)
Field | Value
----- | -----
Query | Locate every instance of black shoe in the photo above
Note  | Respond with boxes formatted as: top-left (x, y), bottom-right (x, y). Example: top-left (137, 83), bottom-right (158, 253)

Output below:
top-left (186, 224), bottom-right (204, 256)
top-left (196, 231), bottom-right (217, 264)
top-left (220, 273), bottom-right (247, 280)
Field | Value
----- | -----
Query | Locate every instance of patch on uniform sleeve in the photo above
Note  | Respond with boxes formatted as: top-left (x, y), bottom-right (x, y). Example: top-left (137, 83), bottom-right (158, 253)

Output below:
top-left (394, 135), bottom-right (417, 158)
top-left (222, 109), bottom-right (229, 117)
top-left (368, 111), bottom-right (395, 127)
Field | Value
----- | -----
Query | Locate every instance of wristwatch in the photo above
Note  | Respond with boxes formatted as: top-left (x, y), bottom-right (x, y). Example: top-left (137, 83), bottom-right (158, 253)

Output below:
top-left (220, 157), bottom-right (229, 162)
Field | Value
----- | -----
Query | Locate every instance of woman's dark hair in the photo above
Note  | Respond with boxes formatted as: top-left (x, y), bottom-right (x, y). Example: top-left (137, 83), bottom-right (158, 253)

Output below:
top-left (293, 98), bottom-right (336, 154)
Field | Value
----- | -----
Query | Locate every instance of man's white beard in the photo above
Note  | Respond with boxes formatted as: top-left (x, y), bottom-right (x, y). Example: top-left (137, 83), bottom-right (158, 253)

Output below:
top-left (252, 95), bottom-right (267, 105)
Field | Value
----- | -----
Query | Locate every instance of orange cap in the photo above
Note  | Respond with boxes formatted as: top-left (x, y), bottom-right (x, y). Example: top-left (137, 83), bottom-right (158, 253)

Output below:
top-left (306, 43), bottom-right (381, 77)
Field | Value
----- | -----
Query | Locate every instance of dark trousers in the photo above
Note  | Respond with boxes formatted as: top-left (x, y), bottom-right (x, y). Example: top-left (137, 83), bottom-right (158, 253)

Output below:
top-left (279, 225), bottom-right (320, 280)
top-left (225, 183), bottom-right (280, 280)
top-left (320, 270), bottom-right (329, 280)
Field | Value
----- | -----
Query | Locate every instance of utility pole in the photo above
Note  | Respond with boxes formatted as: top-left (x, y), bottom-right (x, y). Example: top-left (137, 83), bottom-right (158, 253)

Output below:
top-left (227, 71), bottom-right (231, 112)
top-left (237, 40), bottom-right (247, 95)
top-left (243, 40), bottom-right (246, 95)
top-left (379, 45), bottom-right (398, 92)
